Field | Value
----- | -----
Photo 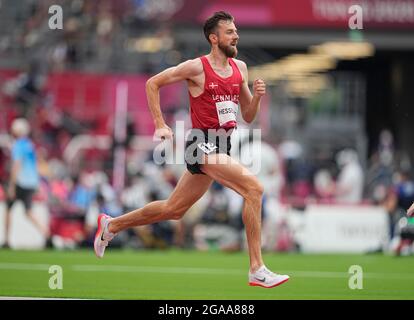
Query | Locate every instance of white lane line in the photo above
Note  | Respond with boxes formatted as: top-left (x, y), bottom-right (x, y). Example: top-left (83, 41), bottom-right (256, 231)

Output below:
top-left (72, 264), bottom-right (245, 275)
top-left (1, 262), bottom-right (414, 280)
top-left (0, 263), bottom-right (50, 271)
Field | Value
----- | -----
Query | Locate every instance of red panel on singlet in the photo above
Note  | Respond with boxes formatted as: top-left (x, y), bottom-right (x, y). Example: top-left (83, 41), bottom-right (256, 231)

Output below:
top-left (189, 56), bottom-right (243, 130)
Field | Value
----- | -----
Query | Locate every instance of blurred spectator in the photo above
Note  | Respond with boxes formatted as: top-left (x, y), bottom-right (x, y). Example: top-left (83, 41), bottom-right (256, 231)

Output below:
top-left (96, 0), bottom-right (116, 45)
top-left (95, 171), bottom-right (123, 218)
top-left (279, 140), bottom-right (312, 205)
top-left (365, 129), bottom-right (395, 202)
top-left (274, 216), bottom-right (295, 252)
top-left (370, 182), bottom-right (398, 252)
top-left (121, 173), bottom-right (149, 212)
top-left (141, 162), bottom-right (174, 199)
top-left (334, 149), bottom-right (364, 204)
top-left (193, 183), bottom-right (241, 252)
top-left (46, 166), bottom-right (86, 250)
top-left (69, 171), bottom-right (96, 211)
top-left (3, 118), bottom-right (51, 248)
top-left (36, 108), bottom-right (64, 158)
top-left (0, 148), bottom-right (9, 184)
top-left (395, 170), bottom-right (414, 213)
top-left (378, 129), bottom-right (394, 168)
top-left (313, 169), bottom-right (335, 202)
top-left (365, 152), bottom-right (394, 202)
top-left (37, 147), bottom-right (51, 181)
top-left (0, 185), bottom-right (5, 202)
top-left (2, 63), bottom-right (47, 118)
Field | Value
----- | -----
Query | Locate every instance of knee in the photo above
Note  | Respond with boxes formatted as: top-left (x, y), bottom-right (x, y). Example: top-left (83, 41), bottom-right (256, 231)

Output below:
top-left (245, 180), bottom-right (264, 201)
top-left (167, 209), bottom-right (186, 220)
top-left (164, 201), bottom-right (187, 220)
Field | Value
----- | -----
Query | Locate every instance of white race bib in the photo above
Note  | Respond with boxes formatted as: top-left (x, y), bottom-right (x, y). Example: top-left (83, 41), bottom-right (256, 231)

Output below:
top-left (215, 101), bottom-right (238, 126)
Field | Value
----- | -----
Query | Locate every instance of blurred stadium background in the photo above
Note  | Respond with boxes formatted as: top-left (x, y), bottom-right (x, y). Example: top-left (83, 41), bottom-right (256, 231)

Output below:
top-left (0, 0), bottom-right (414, 299)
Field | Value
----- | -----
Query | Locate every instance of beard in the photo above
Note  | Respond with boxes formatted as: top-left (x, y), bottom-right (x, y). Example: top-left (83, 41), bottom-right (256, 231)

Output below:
top-left (218, 41), bottom-right (238, 58)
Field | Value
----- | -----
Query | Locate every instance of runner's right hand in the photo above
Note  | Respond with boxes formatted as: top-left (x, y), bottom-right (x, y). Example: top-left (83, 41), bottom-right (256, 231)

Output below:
top-left (154, 125), bottom-right (174, 140)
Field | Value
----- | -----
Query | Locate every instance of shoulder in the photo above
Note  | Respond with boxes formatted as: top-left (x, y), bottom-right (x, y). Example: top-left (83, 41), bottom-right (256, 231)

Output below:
top-left (177, 58), bottom-right (203, 77)
top-left (231, 58), bottom-right (247, 82)
top-left (232, 59), bottom-right (248, 82)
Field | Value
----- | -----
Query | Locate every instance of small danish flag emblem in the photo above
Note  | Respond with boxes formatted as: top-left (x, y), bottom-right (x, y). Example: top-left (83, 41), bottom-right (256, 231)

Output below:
top-left (208, 82), bottom-right (218, 89)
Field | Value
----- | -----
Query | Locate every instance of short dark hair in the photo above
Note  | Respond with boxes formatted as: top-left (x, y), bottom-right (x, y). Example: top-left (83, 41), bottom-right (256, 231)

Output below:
top-left (203, 11), bottom-right (234, 44)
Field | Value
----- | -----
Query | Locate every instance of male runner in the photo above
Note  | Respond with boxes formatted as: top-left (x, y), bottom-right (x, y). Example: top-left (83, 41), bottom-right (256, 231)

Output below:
top-left (94, 11), bottom-right (289, 288)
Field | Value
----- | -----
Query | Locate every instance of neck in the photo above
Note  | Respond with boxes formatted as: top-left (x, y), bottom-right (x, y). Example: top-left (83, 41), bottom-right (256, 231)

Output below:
top-left (208, 48), bottom-right (229, 68)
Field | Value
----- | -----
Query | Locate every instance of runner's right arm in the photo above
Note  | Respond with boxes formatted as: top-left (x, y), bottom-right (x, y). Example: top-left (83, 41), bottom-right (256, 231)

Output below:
top-left (146, 59), bottom-right (200, 139)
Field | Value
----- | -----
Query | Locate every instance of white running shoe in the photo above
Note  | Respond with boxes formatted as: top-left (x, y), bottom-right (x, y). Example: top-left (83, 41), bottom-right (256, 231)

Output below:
top-left (94, 214), bottom-right (115, 258)
top-left (249, 265), bottom-right (290, 288)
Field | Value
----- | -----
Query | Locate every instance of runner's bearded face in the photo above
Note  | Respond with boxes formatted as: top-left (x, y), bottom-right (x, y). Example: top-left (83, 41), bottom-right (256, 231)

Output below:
top-left (216, 21), bottom-right (239, 58)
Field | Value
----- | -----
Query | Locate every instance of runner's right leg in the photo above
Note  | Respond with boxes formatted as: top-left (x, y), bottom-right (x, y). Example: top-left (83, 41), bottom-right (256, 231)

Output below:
top-left (108, 171), bottom-right (212, 233)
top-left (95, 171), bottom-right (212, 257)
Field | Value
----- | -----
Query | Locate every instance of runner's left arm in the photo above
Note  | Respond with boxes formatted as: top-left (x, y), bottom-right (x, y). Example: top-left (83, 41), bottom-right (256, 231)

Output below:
top-left (238, 61), bottom-right (265, 124)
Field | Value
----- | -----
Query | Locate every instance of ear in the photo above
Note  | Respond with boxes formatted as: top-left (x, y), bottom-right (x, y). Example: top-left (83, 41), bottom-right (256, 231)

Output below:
top-left (209, 33), bottom-right (218, 44)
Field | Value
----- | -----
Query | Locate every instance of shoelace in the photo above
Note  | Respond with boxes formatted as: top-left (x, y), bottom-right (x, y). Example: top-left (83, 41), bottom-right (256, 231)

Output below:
top-left (262, 267), bottom-right (277, 277)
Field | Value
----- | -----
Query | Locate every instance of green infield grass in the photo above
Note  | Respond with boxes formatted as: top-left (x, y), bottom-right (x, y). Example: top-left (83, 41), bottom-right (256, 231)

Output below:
top-left (0, 248), bottom-right (413, 300)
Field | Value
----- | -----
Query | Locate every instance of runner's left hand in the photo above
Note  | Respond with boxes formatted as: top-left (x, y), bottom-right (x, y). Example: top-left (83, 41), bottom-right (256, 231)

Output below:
top-left (253, 79), bottom-right (266, 97)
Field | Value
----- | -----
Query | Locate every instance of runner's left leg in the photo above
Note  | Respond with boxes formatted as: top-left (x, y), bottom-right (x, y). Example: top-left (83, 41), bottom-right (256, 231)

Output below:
top-left (200, 153), bottom-right (264, 272)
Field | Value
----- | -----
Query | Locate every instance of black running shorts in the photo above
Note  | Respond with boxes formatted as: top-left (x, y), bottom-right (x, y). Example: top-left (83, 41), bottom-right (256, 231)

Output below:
top-left (184, 129), bottom-right (232, 175)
